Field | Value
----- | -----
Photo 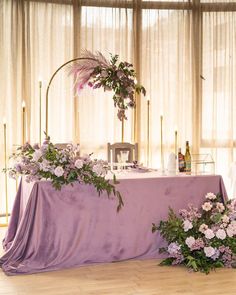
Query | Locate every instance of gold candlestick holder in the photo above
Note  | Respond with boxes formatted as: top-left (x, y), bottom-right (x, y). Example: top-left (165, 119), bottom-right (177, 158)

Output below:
top-left (22, 101), bottom-right (26, 145)
top-left (175, 128), bottom-right (178, 156)
top-left (0, 119), bottom-right (9, 227)
top-left (39, 80), bottom-right (42, 144)
top-left (121, 117), bottom-right (124, 143)
top-left (147, 99), bottom-right (150, 167)
top-left (160, 115), bottom-right (164, 173)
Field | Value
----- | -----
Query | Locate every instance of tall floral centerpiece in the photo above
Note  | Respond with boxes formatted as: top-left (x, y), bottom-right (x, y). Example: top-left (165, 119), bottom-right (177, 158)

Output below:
top-left (6, 137), bottom-right (123, 211)
top-left (152, 193), bottom-right (236, 274)
top-left (68, 50), bottom-right (146, 121)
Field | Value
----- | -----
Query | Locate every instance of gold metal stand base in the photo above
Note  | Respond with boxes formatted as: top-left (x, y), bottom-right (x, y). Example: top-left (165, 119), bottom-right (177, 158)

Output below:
top-left (0, 223), bottom-right (8, 227)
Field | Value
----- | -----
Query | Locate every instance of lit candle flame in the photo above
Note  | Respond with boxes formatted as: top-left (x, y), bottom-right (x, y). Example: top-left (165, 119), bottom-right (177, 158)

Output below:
top-left (3, 117), bottom-right (6, 125)
top-left (22, 101), bottom-right (26, 108)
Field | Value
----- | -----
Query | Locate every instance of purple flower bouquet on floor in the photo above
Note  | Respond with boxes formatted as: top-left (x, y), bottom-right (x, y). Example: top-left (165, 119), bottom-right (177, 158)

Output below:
top-left (152, 192), bottom-right (236, 274)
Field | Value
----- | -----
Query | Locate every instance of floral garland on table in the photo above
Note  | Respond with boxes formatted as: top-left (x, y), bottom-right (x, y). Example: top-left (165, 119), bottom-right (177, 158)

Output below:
top-left (68, 50), bottom-right (146, 121)
top-left (6, 138), bottom-right (123, 212)
top-left (152, 193), bottom-right (236, 274)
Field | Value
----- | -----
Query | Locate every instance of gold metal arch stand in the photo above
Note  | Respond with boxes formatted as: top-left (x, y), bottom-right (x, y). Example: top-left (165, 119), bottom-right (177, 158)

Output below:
top-left (45, 57), bottom-right (128, 142)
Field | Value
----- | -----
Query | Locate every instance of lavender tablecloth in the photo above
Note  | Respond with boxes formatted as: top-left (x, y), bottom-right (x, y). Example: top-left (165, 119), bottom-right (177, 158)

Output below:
top-left (0, 174), bottom-right (227, 275)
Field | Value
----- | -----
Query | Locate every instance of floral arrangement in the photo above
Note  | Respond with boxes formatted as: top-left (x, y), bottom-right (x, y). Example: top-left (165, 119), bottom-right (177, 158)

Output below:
top-left (6, 138), bottom-right (123, 211)
top-left (68, 50), bottom-right (146, 121)
top-left (152, 193), bottom-right (236, 274)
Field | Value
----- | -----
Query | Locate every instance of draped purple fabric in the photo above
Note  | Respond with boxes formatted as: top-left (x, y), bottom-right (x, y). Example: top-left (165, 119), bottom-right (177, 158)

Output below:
top-left (0, 175), bottom-right (227, 275)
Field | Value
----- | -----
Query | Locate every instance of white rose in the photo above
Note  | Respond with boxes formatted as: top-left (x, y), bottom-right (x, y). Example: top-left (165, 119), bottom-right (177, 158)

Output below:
top-left (202, 202), bottom-right (213, 211)
top-left (185, 236), bottom-right (195, 248)
top-left (226, 227), bottom-right (234, 237)
top-left (75, 159), bottom-right (84, 169)
top-left (54, 166), bottom-right (64, 177)
top-left (216, 229), bottom-right (226, 240)
top-left (204, 246), bottom-right (215, 258)
top-left (204, 228), bottom-right (215, 239)
top-left (183, 220), bottom-right (193, 232)
top-left (205, 192), bottom-right (216, 200)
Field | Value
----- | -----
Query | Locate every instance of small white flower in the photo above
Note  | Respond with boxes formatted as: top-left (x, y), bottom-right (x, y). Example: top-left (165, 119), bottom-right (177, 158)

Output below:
top-left (185, 236), bottom-right (195, 248)
top-left (32, 150), bottom-right (42, 162)
top-left (183, 220), bottom-right (193, 232)
top-left (202, 202), bottom-right (213, 211)
top-left (54, 166), bottom-right (64, 177)
top-left (216, 229), bottom-right (226, 240)
top-left (204, 228), bottom-right (215, 239)
top-left (222, 215), bottom-right (230, 224)
top-left (204, 246), bottom-right (215, 258)
top-left (75, 159), bottom-right (84, 169)
top-left (216, 202), bottom-right (225, 213)
top-left (199, 223), bottom-right (208, 233)
top-left (39, 160), bottom-right (50, 172)
top-left (205, 192), bottom-right (217, 200)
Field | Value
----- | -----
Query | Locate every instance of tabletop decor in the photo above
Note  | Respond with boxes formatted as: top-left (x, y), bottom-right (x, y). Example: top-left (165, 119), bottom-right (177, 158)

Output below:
top-left (67, 50), bottom-right (146, 121)
top-left (5, 137), bottom-right (123, 211)
top-left (152, 192), bottom-right (236, 274)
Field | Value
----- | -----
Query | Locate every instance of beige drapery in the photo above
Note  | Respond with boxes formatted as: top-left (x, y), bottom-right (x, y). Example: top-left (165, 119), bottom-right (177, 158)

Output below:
top-left (1, 0), bottom-right (236, 215)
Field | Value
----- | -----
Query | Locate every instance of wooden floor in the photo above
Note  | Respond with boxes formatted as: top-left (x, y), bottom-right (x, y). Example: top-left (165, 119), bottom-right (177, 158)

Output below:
top-left (1, 228), bottom-right (236, 295)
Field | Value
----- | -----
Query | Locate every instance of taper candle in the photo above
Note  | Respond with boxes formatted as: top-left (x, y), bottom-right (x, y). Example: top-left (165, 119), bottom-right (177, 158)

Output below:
top-left (160, 114), bottom-right (164, 172)
top-left (3, 118), bottom-right (9, 224)
top-left (121, 117), bottom-right (124, 143)
top-left (174, 126), bottom-right (178, 156)
top-left (110, 150), bottom-right (113, 172)
top-left (22, 100), bottom-right (26, 145)
top-left (39, 79), bottom-right (42, 144)
top-left (147, 98), bottom-right (150, 167)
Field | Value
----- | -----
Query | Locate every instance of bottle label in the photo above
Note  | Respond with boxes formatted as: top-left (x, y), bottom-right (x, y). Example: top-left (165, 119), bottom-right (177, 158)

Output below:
top-left (178, 155), bottom-right (185, 172)
top-left (185, 161), bottom-right (191, 172)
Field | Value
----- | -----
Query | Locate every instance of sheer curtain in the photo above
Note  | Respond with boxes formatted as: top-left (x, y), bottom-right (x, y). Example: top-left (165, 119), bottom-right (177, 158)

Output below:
top-left (201, 11), bottom-right (236, 193)
top-left (141, 9), bottom-right (193, 167)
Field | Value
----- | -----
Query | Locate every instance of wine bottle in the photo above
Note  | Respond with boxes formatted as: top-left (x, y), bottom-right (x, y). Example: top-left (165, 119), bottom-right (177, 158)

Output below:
top-left (178, 148), bottom-right (185, 172)
top-left (185, 141), bottom-right (191, 173)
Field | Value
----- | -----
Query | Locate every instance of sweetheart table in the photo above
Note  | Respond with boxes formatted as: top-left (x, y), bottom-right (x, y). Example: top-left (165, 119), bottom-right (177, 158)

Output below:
top-left (0, 173), bottom-right (227, 275)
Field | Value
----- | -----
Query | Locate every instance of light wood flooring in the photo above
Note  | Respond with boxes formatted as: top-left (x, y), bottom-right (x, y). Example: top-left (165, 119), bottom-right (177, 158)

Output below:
top-left (1, 228), bottom-right (236, 295)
